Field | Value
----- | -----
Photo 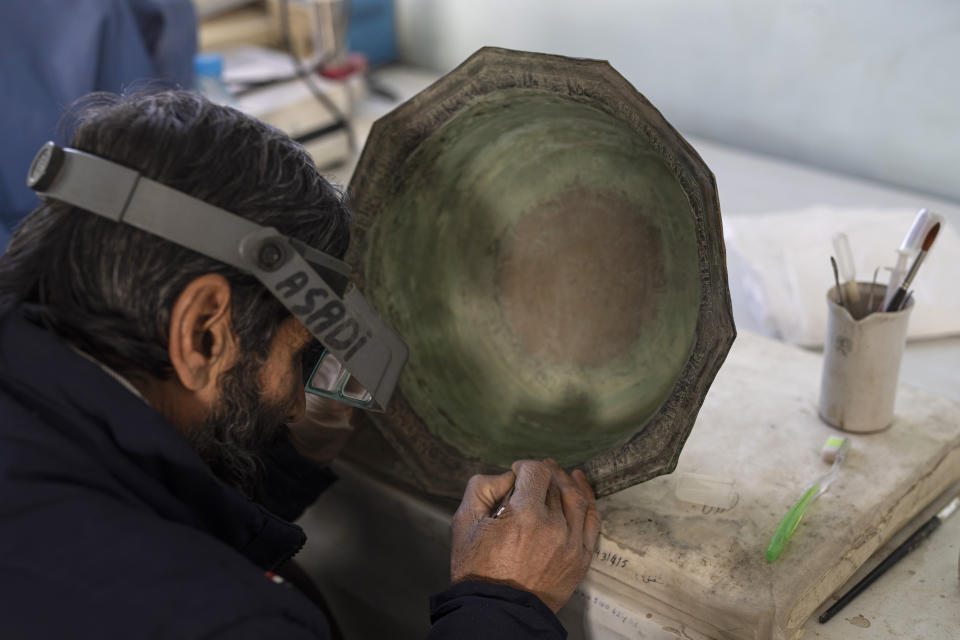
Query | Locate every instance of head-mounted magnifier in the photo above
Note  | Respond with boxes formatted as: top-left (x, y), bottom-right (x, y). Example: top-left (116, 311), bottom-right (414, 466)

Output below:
top-left (26, 141), bottom-right (407, 411)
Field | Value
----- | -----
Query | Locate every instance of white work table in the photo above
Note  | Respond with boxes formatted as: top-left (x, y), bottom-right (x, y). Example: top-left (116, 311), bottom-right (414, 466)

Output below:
top-left (295, 65), bottom-right (960, 639)
top-left (296, 331), bottom-right (960, 640)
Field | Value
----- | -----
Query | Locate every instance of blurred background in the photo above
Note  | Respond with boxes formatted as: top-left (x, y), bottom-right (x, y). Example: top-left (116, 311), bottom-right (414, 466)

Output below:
top-left (3, 1), bottom-right (958, 228)
top-left (396, 0), bottom-right (960, 205)
top-left (2, 0), bottom-right (958, 373)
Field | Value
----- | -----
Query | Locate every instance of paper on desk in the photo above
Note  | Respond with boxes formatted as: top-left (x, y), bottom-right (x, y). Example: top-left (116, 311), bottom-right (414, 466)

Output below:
top-left (220, 45), bottom-right (299, 84)
top-left (724, 206), bottom-right (960, 347)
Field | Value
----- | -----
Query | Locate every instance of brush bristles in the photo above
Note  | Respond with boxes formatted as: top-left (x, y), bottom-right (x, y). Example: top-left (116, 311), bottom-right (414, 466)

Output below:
top-left (923, 223), bottom-right (941, 251)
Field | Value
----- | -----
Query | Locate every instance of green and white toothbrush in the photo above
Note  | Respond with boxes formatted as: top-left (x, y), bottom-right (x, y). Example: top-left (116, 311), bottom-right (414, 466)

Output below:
top-left (766, 436), bottom-right (850, 563)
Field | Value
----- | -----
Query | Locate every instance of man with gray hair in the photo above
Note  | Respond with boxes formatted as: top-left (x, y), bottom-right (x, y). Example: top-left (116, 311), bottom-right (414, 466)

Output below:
top-left (0, 91), bottom-right (600, 638)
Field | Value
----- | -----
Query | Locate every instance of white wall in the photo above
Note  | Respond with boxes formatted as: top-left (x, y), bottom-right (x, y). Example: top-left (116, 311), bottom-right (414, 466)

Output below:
top-left (395, 0), bottom-right (960, 203)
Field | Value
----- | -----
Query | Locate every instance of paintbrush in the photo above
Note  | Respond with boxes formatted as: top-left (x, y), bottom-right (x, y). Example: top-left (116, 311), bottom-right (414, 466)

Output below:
top-left (883, 209), bottom-right (944, 309)
top-left (819, 495), bottom-right (960, 623)
top-left (885, 223), bottom-right (940, 312)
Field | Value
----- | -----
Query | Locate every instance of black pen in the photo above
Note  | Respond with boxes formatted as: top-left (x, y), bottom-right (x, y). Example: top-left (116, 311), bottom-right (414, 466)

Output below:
top-left (819, 495), bottom-right (959, 624)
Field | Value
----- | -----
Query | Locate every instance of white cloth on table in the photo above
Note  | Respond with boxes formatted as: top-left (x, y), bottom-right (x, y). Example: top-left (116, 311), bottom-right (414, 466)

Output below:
top-left (724, 206), bottom-right (960, 347)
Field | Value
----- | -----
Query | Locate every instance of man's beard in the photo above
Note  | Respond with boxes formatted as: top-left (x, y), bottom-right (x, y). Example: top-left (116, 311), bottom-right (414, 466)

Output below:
top-left (191, 354), bottom-right (295, 498)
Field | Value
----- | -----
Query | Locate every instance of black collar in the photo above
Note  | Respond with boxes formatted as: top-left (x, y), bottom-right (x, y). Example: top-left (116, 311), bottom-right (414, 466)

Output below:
top-left (0, 309), bottom-right (305, 569)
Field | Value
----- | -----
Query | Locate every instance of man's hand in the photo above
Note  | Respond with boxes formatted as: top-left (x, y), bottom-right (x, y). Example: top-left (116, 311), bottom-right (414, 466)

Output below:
top-left (449, 459), bottom-right (602, 613)
top-left (286, 394), bottom-right (354, 465)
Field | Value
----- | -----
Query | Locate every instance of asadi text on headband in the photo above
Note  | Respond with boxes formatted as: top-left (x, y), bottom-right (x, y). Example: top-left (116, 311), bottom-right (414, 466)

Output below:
top-left (26, 141), bottom-right (408, 411)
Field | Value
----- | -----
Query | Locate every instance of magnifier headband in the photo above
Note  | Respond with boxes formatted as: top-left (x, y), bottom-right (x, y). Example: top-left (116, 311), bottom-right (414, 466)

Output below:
top-left (26, 141), bottom-right (407, 411)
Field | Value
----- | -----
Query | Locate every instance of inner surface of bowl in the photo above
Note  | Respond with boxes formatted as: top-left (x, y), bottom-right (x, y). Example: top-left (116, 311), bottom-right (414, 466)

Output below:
top-left (364, 89), bottom-right (700, 468)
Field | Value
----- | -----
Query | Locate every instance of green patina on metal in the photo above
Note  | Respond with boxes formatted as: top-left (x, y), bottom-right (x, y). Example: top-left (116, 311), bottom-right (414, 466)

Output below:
top-left (363, 89), bottom-right (699, 467)
top-left (346, 47), bottom-right (736, 498)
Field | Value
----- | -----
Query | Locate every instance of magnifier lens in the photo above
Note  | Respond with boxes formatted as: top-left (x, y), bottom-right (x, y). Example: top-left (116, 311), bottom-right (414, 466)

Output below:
top-left (341, 374), bottom-right (373, 403)
top-left (306, 353), bottom-right (346, 392)
top-left (305, 351), bottom-right (373, 406)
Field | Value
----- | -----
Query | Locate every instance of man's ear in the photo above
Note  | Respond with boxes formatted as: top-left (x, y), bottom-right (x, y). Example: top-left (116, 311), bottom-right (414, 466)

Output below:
top-left (168, 274), bottom-right (236, 393)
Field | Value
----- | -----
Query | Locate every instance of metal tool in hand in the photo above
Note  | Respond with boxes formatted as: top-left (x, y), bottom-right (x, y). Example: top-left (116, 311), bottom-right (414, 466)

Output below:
top-left (492, 487), bottom-right (515, 519)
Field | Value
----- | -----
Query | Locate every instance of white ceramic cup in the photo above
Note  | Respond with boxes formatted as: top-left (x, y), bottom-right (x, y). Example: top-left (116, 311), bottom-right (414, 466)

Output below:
top-left (818, 282), bottom-right (913, 433)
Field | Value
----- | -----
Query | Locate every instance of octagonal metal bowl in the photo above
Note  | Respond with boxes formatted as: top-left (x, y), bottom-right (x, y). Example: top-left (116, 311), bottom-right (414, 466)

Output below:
top-left (345, 47), bottom-right (735, 498)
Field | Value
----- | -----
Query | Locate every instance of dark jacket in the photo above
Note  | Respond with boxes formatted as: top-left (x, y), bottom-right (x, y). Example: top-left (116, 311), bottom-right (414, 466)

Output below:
top-left (0, 310), bottom-right (565, 639)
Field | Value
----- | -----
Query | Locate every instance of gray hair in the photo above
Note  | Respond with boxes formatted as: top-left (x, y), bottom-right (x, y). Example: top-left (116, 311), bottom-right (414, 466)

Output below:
top-left (0, 90), bottom-right (351, 378)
